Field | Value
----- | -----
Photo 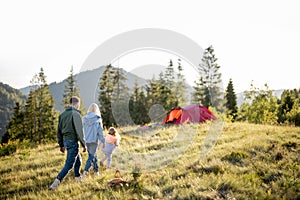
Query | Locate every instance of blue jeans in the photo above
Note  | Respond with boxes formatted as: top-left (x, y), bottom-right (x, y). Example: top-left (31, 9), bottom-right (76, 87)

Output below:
top-left (57, 139), bottom-right (82, 181)
top-left (84, 143), bottom-right (98, 172)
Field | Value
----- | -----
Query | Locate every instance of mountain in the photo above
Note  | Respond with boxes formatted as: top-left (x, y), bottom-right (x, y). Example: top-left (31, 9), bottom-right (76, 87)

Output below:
top-left (130, 64), bottom-right (194, 101)
top-left (18, 65), bottom-right (288, 113)
top-left (130, 64), bottom-right (166, 80)
top-left (0, 82), bottom-right (27, 139)
top-left (20, 66), bottom-right (148, 111)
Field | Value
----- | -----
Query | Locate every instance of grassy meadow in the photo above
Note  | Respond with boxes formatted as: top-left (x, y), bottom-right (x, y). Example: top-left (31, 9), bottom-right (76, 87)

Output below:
top-left (0, 122), bottom-right (299, 199)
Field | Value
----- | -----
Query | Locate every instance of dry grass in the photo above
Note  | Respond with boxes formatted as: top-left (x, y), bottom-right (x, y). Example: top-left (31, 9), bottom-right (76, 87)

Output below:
top-left (1, 122), bottom-right (300, 199)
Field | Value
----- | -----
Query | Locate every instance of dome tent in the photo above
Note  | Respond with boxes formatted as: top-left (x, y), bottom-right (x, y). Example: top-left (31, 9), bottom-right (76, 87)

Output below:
top-left (163, 104), bottom-right (216, 124)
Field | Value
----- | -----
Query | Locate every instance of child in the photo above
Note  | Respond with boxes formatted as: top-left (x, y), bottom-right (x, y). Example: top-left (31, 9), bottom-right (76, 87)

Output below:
top-left (100, 127), bottom-right (121, 169)
top-left (82, 103), bottom-right (105, 177)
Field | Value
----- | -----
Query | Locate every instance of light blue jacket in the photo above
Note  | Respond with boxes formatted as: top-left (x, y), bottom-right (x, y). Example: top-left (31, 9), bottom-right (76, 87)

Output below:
top-left (82, 112), bottom-right (105, 144)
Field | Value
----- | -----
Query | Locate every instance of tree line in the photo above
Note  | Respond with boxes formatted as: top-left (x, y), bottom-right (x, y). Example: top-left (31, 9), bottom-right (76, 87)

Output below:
top-left (1, 67), bottom-right (87, 144)
top-left (236, 83), bottom-right (300, 126)
top-left (98, 59), bottom-right (189, 127)
top-left (1, 45), bottom-right (300, 147)
top-left (0, 82), bottom-right (27, 139)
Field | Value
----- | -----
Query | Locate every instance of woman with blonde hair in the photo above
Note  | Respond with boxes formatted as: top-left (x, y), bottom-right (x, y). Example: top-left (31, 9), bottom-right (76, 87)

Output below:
top-left (82, 103), bottom-right (105, 176)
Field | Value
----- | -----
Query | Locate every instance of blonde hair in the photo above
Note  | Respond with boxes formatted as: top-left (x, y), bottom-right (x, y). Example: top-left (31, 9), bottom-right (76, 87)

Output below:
top-left (108, 127), bottom-right (121, 145)
top-left (88, 103), bottom-right (100, 116)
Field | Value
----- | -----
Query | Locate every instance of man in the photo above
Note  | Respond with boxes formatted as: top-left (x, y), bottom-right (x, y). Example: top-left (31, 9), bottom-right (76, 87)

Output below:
top-left (49, 96), bottom-right (86, 190)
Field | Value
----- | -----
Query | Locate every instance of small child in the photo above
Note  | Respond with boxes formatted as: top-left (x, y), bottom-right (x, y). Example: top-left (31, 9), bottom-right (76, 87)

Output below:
top-left (100, 127), bottom-right (121, 169)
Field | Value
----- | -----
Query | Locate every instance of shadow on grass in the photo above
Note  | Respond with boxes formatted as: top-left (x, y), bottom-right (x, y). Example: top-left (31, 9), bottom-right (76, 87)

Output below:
top-left (0, 181), bottom-right (50, 199)
top-left (0, 168), bottom-right (12, 176)
top-left (122, 124), bottom-right (166, 137)
top-left (221, 151), bottom-right (249, 166)
top-left (186, 161), bottom-right (224, 175)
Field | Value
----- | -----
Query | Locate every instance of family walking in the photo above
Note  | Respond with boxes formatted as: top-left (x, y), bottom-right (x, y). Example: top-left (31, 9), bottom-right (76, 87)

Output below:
top-left (49, 96), bottom-right (121, 190)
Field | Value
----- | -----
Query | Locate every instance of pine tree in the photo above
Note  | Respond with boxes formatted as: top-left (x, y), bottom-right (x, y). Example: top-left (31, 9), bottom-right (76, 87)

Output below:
top-left (22, 69), bottom-right (57, 143)
top-left (2, 102), bottom-right (24, 143)
top-left (111, 67), bottom-right (130, 126)
top-left (137, 86), bottom-right (150, 124)
top-left (129, 81), bottom-right (150, 125)
top-left (36, 68), bottom-right (57, 142)
top-left (225, 78), bottom-right (238, 121)
top-left (61, 66), bottom-right (86, 114)
top-left (164, 59), bottom-right (175, 90)
top-left (145, 78), bottom-right (159, 108)
top-left (0, 82), bottom-right (26, 140)
top-left (192, 77), bottom-right (208, 106)
top-left (278, 88), bottom-right (300, 125)
top-left (98, 64), bottom-right (116, 128)
top-left (193, 46), bottom-right (223, 111)
top-left (2, 69), bottom-right (57, 144)
top-left (23, 74), bottom-right (39, 143)
top-left (158, 72), bottom-right (170, 107)
top-left (145, 70), bottom-right (178, 116)
top-left (163, 60), bottom-right (179, 110)
top-left (112, 67), bottom-right (129, 100)
top-left (174, 58), bottom-right (188, 106)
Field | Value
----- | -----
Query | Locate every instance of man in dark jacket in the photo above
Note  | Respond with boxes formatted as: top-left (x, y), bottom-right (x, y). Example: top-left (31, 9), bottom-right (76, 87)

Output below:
top-left (49, 96), bottom-right (86, 190)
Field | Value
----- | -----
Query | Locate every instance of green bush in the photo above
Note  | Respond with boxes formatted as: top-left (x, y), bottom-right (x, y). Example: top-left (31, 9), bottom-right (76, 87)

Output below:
top-left (17, 139), bottom-right (37, 149)
top-left (0, 142), bottom-right (17, 157)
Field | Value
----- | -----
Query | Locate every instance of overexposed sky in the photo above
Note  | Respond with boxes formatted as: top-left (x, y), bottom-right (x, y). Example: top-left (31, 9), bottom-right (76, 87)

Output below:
top-left (0, 0), bottom-right (299, 93)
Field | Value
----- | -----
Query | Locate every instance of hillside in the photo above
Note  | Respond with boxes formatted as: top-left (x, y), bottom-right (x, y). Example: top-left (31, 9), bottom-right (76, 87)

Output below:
top-left (0, 82), bottom-right (27, 139)
top-left (20, 66), bottom-right (147, 111)
top-left (0, 122), bottom-right (299, 199)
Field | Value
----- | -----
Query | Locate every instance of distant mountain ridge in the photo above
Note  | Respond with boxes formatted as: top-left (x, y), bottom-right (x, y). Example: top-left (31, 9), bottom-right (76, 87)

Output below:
top-left (18, 66), bottom-right (286, 110)
top-left (0, 82), bottom-right (27, 138)
top-left (20, 66), bottom-right (148, 111)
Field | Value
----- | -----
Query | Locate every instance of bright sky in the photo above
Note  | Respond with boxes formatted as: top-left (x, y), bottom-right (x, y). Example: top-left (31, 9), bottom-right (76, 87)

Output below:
top-left (0, 0), bottom-right (299, 93)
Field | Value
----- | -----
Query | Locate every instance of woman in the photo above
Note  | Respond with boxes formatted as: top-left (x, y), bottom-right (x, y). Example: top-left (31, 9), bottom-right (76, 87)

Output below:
top-left (82, 103), bottom-right (105, 176)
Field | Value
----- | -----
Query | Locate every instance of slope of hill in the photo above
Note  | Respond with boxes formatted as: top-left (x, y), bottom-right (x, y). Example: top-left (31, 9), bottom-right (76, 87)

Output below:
top-left (1, 122), bottom-right (299, 199)
top-left (20, 66), bottom-right (147, 111)
top-left (0, 82), bottom-right (27, 139)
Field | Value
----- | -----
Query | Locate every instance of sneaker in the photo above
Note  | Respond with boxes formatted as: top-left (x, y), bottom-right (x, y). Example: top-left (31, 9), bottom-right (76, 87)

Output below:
top-left (82, 171), bottom-right (88, 179)
top-left (75, 176), bottom-right (82, 183)
top-left (49, 178), bottom-right (60, 190)
top-left (96, 172), bottom-right (100, 176)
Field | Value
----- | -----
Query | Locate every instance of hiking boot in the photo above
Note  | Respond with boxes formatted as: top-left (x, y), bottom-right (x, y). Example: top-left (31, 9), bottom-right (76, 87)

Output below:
top-left (49, 178), bottom-right (60, 190)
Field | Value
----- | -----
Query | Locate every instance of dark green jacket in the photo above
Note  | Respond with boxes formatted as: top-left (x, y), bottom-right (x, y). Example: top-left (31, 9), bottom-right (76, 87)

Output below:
top-left (57, 106), bottom-right (86, 148)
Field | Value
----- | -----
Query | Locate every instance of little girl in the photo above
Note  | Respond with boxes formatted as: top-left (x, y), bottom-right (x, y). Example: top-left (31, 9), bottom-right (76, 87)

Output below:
top-left (100, 127), bottom-right (121, 169)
